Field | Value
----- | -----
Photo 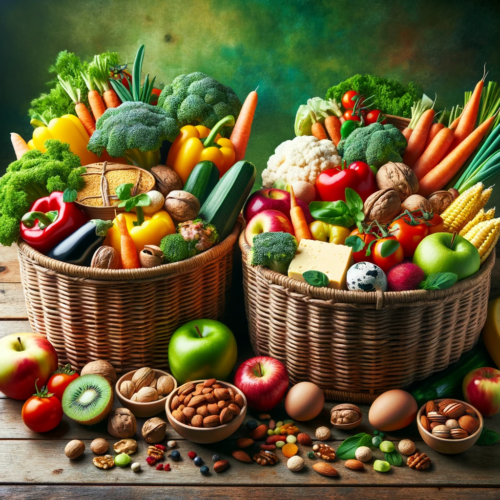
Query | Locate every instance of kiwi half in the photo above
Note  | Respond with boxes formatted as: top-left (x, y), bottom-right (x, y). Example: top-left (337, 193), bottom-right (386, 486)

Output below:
top-left (62, 374), bottom-right (113, 425)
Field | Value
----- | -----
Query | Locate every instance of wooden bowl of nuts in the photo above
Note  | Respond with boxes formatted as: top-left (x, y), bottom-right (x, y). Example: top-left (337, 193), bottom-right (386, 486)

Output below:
top-left (165, 379), bottom-right (247, 444)
top-left (330, 403), bottom-right (363, 430)
top-left (116, 368), bottom-right (177, 418)
top-left (416, 398), bottom-right (484, 454)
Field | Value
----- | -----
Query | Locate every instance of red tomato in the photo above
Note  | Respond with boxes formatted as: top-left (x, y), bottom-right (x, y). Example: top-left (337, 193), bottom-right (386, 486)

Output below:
top-left (365, 109), bottom-right (386, 125)
top-left (349, 229), bottom-right (377, 264)
top-left (342, 90), bottom-right (359, 110)
top-left (389, 216), bottom-right (429, 257)
top-left (47, 364), bottom-right (79, 401)
top-left (343, 109), bottom-right (361, 122)
top-left (426, 213), bottom-right (445, 234)
top-left (372, 236), bottom-right (404, 273)
top-left (22, 381), bottom-right (63, 433)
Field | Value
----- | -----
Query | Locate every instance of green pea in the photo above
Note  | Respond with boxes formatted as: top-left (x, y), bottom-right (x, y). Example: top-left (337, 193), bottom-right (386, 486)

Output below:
top-left (115, 453), bottom-right (131, 467)
top-left (373, 460), bottom-right (391, 473)
top-left (378, 432), bottom-right (385, 438)
top-left (276, 441), bottom-right (285, 448)
top-left (267, 429), bottom-right (275, 436)
top-left (379, 441), bottom-right (395, 453)
top-left (372, 436), bottom-right (382, 447)
top-left (307, 451), bottom-right (315, 459)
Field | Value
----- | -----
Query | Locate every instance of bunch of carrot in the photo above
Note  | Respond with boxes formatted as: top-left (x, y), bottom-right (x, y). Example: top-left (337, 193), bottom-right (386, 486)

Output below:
top-left (310, 111), bottom-right (341, 146)
top-left (403, 67), bottom-right (496, 197)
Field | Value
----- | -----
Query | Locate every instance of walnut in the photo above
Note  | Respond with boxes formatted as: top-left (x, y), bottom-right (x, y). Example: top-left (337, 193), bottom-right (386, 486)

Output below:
top-left (90, 438), bottom-right (109, 455)
top-left (253, 451), bottom-right (279, 465)
top-left (312, 443), bottom-right (336, 461)
top-left (151, 165), bottom-right (183, 197)
top-left (139, 245), bottom-right (164, 268)
top-left (64, 440), bottom-right (85, 459)
top-left (142, 417), bottom-right (167, 443)
top-left (401, 194), bottom-right (431, 213)
top-left (107, 408), bottom-right (137, 438)
top-left (80, 360), bottom-right (117, 385)
top-left (427, 190), bottom-right (455, 214)
top-left (113, 439), bottom-right (138, 455)
top-left (164, 190), bottom-right (200, 222)
top-left (136, 386), bottom-right (158, 402)
top-left (376, 162), bottom-right (418, 201)
top-left (157, 375), bottom-right (175, 396)
top-left (132, 367), bottom-right (155, 391)
top-left (91, 246), bottom-right (120, 269)
top-left (330, 404), bottom-right (362, 426)
top-left (364, 189), bottom-right (401, 223)
top-left (120, 380), bottom-right (135, 400)
top-left (93, 455), bottom-right (115, 469)
top-left (147, 445), bottom-right (165, 460)
top-left (407, 452), bottom-right (431, 470)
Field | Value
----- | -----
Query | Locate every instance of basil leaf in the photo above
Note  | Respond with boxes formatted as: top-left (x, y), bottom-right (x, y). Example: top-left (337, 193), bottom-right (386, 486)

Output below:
top-left (380, 239), bottom-right (400, 258)
top-left (116, 183), bottom-right (134, 201)
top-left (62, 188), bottom-right (77, 203)
top-left (345, 188), bottom-right (363, 213)
top-left (345, 235), bottom-right (365, 253)
top-left (385, 450), bottom-right (403, 466)
top-left (309, 201), bottom-right (354, 227)
top-left (336, 433), bottom-right (372, 460)
top-left (477, 427), bottom-right (500, 446)
top-left (124, 198), bottom-right (136, 212)
top-left (303, 270), bottom-right (329, 287)
top-left (134, 194), bottom-right (152, 207)
top-left (419, 272), bottom-right (458, 290)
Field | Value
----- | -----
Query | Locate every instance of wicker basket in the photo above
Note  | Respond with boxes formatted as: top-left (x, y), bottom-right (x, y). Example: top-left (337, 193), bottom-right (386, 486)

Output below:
top-left (385, 114), bottom-right (410, 131)
top-left (239, 232), bottom-right (495, 403)
top-left (17, 220), bottom-right (241, 373)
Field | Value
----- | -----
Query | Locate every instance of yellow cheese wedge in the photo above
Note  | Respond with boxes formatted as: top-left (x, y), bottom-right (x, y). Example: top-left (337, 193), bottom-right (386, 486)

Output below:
top-left (483, 298), bottom-right (500, 369)
top-left (288, 239), bottom-right (353, 290)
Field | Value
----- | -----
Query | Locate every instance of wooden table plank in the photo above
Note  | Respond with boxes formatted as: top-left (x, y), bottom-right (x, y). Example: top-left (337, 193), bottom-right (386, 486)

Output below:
top-left (0, 244), bottom-right (20, 283)
top-left (0, 283), bottom-right (27, 319)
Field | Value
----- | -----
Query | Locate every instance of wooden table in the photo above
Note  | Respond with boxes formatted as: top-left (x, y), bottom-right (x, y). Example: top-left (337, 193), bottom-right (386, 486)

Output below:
top-left (1, 244), bottom-right (500, 500)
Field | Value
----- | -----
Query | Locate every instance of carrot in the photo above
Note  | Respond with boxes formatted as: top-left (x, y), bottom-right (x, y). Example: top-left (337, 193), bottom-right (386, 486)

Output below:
top-left (311, 121), bottom-right (328, 141)
top-left (116, 214), bottom-right (140, 269)
top-left (11, 133), bottom-right (30, 159)
top-left (81, 71), bottom-right (106, 120)
top-left (58, 76), bottom-right (95, 135)
top-left (402, 127), bottom-right (413, 140)
top-left (403, 109), bottom-right (435, 167)
top-left (230, 89), bottom-right (258, 162)
top-left (89, 54), bottom-right (122, 109)
top-left (449, 112), bottom-right (462, 130)
top-left (418, 115), bottom-right (496, 197)
top-left (324, 115), bottom-right (341, 145)
top-left (424, 122), bottom-right (445, 149)
top-left (289, 186), bottom-right (312, 243)
top-left (412, 127), bottom-right (455, 181)
top-left (103, 89), bottom-right (121, 109)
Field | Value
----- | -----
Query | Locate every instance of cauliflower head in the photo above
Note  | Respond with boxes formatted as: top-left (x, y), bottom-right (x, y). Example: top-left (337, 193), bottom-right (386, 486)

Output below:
top-left (262, 136), bottom-right (341, 188)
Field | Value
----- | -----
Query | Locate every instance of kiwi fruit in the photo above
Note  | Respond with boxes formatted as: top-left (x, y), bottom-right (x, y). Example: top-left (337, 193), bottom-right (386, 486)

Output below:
top-left (62, 374), bottom-right (113, 425)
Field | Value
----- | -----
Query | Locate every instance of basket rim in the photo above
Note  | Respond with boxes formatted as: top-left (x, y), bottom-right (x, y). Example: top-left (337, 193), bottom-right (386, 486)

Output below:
top-left (239, 230), bottom-right (495, 306)
top-left (17, 219), bottom-right (241, 282)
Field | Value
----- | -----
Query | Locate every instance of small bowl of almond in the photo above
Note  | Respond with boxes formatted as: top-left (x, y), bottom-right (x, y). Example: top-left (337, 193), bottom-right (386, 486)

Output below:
top-left (116, 367), bottom-right (177, 418)
top-left (165, 379), bottom-right (247, 444)
top-left (417, 398), bottom-right (483, 454)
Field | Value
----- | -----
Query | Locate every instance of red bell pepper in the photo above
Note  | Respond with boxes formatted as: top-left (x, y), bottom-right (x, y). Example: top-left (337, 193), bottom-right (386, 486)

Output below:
top-left (20, 191), bottom-right (88, 254)
top-left (316, 161), bottom-right (377, 203)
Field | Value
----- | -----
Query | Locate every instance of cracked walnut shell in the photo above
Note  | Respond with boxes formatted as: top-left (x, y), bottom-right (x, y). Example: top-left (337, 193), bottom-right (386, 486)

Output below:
top-left (363, 188), bottom-right (401, 224)
top-left (132, 367), bottom-right (155, 391)
top-left (407, 452), bottom-right (431, 470)
top-left (330, 404), bottom-right (362, 428)
top-left (148, 445), bottom-right (165, 460)
top-left (253, 451), bottom-right (279, 465)
top-left (312, 443), bottom-right (336, 461)
top-left (113, 439), bottom-right (137, 455)
top-left (142, 417), bottom-right (167, 443)
top-left (107, 407), bottom-right (137, 439)
top-left (93, 455), bottom-right (115, 469)
top-left (376, 162), bottom-right (419, 201)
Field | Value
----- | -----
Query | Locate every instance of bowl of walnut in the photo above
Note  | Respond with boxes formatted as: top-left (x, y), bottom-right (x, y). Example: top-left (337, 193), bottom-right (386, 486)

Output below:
top-left (116, 368), bottom-right (177, 418)
top-left (166, 379), bottom-right (247, 444)
top-left (417, 398), bottom-right (483, 454)
top-left (330, 404), bottom-right (363, 430)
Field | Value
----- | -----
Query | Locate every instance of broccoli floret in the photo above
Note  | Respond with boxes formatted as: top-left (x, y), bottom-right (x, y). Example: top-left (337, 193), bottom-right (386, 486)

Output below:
top-left (88, 101), bottom-right (180, 170)
top-left (341, 123), bottom-right (407, 168)
top-left (158, 73), bottom-right (242, 138)
top-left (0, 140), bottom-right (85, 246)
top-left (177, 219), bottom-right (219, 253)
top-left (250, 232), bottom-right (298, 274)
top-left (160, 233), bottom-right (190, 263)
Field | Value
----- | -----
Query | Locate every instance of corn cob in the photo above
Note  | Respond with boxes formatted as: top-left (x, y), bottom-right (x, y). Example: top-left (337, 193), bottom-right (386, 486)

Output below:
top-left (441, 183), bottom-right (484, 233)
top-left (464, 218), bottom-right (500, 264)
top-left (459, 208), bottom-right (496, 236)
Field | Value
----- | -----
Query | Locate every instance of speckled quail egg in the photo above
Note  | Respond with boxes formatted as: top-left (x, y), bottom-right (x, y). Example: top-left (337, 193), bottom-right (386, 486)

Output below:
top-left (347, 262), bottom-right (387, 292)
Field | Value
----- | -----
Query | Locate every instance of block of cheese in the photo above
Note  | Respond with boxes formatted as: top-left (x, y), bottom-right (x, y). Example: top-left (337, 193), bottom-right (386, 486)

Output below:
top-left (288, 239), bottom-right (353, 289)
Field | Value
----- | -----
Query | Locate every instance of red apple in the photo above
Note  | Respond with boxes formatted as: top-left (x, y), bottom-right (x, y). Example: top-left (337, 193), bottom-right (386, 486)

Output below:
top-left (463, 367), bottom-right (500, 417)
top-left (234, 356), bottom-right (289, 411)
top-left (243, 188), bottom-right (313, 224)
top-left (245, 210), bottom-right (294, 245)
top-left (0, 333), bottom-right (58, 400)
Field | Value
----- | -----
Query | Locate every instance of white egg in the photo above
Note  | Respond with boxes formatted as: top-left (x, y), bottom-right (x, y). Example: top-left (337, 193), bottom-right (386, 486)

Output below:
top-left (347, 262), bottom-right (387, 292)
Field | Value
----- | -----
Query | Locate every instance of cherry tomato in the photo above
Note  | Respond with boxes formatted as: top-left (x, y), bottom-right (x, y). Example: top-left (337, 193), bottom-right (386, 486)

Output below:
top-left (343, 109), bottom-right (361, 122)
top-left (372, 236), bottom-right (404, 273)
top-left (389, 216), bottom-right (429, 257)
top-left (426, 213), bottom-right (445, 234)
top-left (342, 90), bottom-right (359, 110)
top-left (22, 381), bottom-right (63, 433)
top-left (47, 364), bottom-right (79, 401)
top-left (349, 229), bottom-right (377, 264)
top-left (365, 109), bottom-right (386, 125)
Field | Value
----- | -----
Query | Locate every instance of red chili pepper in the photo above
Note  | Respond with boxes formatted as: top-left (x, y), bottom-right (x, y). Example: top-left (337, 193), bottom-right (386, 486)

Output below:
top-left (20, 191), bottom-right (88, 254)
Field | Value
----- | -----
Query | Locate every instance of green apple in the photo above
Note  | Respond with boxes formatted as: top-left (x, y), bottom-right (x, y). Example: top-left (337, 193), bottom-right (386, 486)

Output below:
top-left (168, 319), bottom-right (237, 383)
top-left (413, 232), bottom-right (480, 281)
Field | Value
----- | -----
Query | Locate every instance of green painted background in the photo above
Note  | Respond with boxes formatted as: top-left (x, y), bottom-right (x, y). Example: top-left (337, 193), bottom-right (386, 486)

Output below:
top-left (1, 0), bottom-right (500, 185)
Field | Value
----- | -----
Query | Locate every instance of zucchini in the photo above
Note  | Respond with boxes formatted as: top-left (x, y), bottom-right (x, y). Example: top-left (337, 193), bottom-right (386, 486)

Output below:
top-left (409, 341), bottom-right (493, 407)
top-left (199, 161), bottom-right (256, 241)
top-left (183, 161), bottom-right (220, 205)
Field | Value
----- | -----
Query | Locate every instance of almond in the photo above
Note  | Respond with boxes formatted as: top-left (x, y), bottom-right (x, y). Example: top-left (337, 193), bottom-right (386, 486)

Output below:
top-left (194, 384), bottom-right (204, 395)
top-left (188, 395), bottom-right (206, 408)
top-left (207, 403), bottom-right (221, 415)
top-left (234, 394), bottom-right (245, 408)
top-left (228, 403), bottom-right (241, 416)
top-left (438, 399), bottom-right (455, 410)
top-left (180, 383), bottom-right (195, 395)
top-left (312, 462), bottom-right (339, 477)
top-left (236, 438), bottom-right (254, 448)
top-left (250, 424), bottom-right (269, 440)
top-left (182, 407), bottom-right (196, 420)
top-left (184, 393), bottom-right (193, 405)
top-left (421, 415), bottom-right (431, 432)
top-left (442, 402), bottom-right (465, 420)
top-left (203, 415), bottom-right (221, 428)
top-left (426, 401), bottom-right (437, 415)
top-left (344, 459), bottom-right (364, 471)
top-left (197, 405), bottom-right (209, 417)
top-left (430, 422), bottom-right (439, 430)
top-left (214, 388), bottom-right (230, 401)
top-left (220, 407), bottom-right (234, 425)
top-left (204, 378), bottom-right (216, 387)
top-left (202, 387), bottom-right (214, 394)
top-left (228, 388), bottom-right (236, 403)
top-left (171, 395), bottom-right (180, 410)
top-left (427, 411), bottom-right (447, 424)
top-left (204, 393), bottom-right (216, 404)
top-left (212, 384), bottom-right (222, 388)
top-left (213, 459), bottom-right (229, 472)
top-left (191, 415), bottom-right (203, 428)
top-left (451, 428), bottom-right (468, 439)
top-left (231, 450), bottom-right (252, 463)
top-left (172, 409), bottom-right (185, 423)
top-left (178, 404), bottom-right (185, 412)
top-left (297, 433), bottom-right (313, 446)
top-left (459, 415), bottom-right (479, 435)
top-left (178, 394), bottom-right (185, 403)
top-left (218, 400), bottom-right (227, 409)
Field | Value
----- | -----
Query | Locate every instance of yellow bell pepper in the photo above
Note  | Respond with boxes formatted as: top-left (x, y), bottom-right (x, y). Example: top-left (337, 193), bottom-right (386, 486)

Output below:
top-left (31, 114), bottom-right (100, 166)
top-left (167, 115), bottom-right (236, 183)
top-left (105, 210), bottom-right (175, 257)
top-left (309, 221), bottom-right (351, 245)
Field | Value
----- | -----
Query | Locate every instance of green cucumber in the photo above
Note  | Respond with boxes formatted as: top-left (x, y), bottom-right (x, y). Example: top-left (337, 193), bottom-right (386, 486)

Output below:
top-left (199, 161), bottom-right (256, 241)
top-left (183, 161), bottom-right (220, 205)
top-left (409, 341), bottom-right (492, 407)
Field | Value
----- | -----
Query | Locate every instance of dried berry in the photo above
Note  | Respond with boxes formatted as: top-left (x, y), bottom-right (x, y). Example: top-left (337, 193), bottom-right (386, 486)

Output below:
top-left (156, 463), bottom-right (164, 470)
top-left (164, 463), bottom-right (171, 471)
top-left (188, 451), bottom-right (197, 460)
top-left (146, 456), bottom-right (157, 466)
top-left (155, 444), bottom-right (166, 451)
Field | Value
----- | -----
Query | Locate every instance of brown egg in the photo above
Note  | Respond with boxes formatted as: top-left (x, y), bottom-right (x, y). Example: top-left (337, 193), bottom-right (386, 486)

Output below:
top-left (368, 389), bottom-right (418, 431)
top-left (285, 382), bottom-right (325, 421)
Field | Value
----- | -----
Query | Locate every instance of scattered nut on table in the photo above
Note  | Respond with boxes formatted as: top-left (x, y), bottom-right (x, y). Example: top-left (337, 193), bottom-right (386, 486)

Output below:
top-left (315, 426), bottom-right (331, 441)
top-left (90, 438), bottom-right (109, 455)
top-left (398, 439), bottom-right (416, 456)
top-left (355, 446), bottom-right (372, 462)
top-left (65, 440), bottom-right (85, 459)
top-left (113, 439), bottom-right (138, 455)
top-left (93, 455), bottom-right (115, 470)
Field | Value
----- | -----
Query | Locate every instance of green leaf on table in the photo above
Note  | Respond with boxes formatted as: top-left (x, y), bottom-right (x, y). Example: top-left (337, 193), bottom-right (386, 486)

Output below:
top-left (385, 450), bottom-right (403, 466)
top-left (336, 433), bottom-right (372, 460)
top-left (303, 270), bottom-right (329, 287)
top-left (477, 427), bottom-right (500, 446)
top-left (380, 239), bottom-right (400, 258)
top-left (345, 235), bottom-right (365, 253)
top-left (419, 272), bottom-right (458, 290)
